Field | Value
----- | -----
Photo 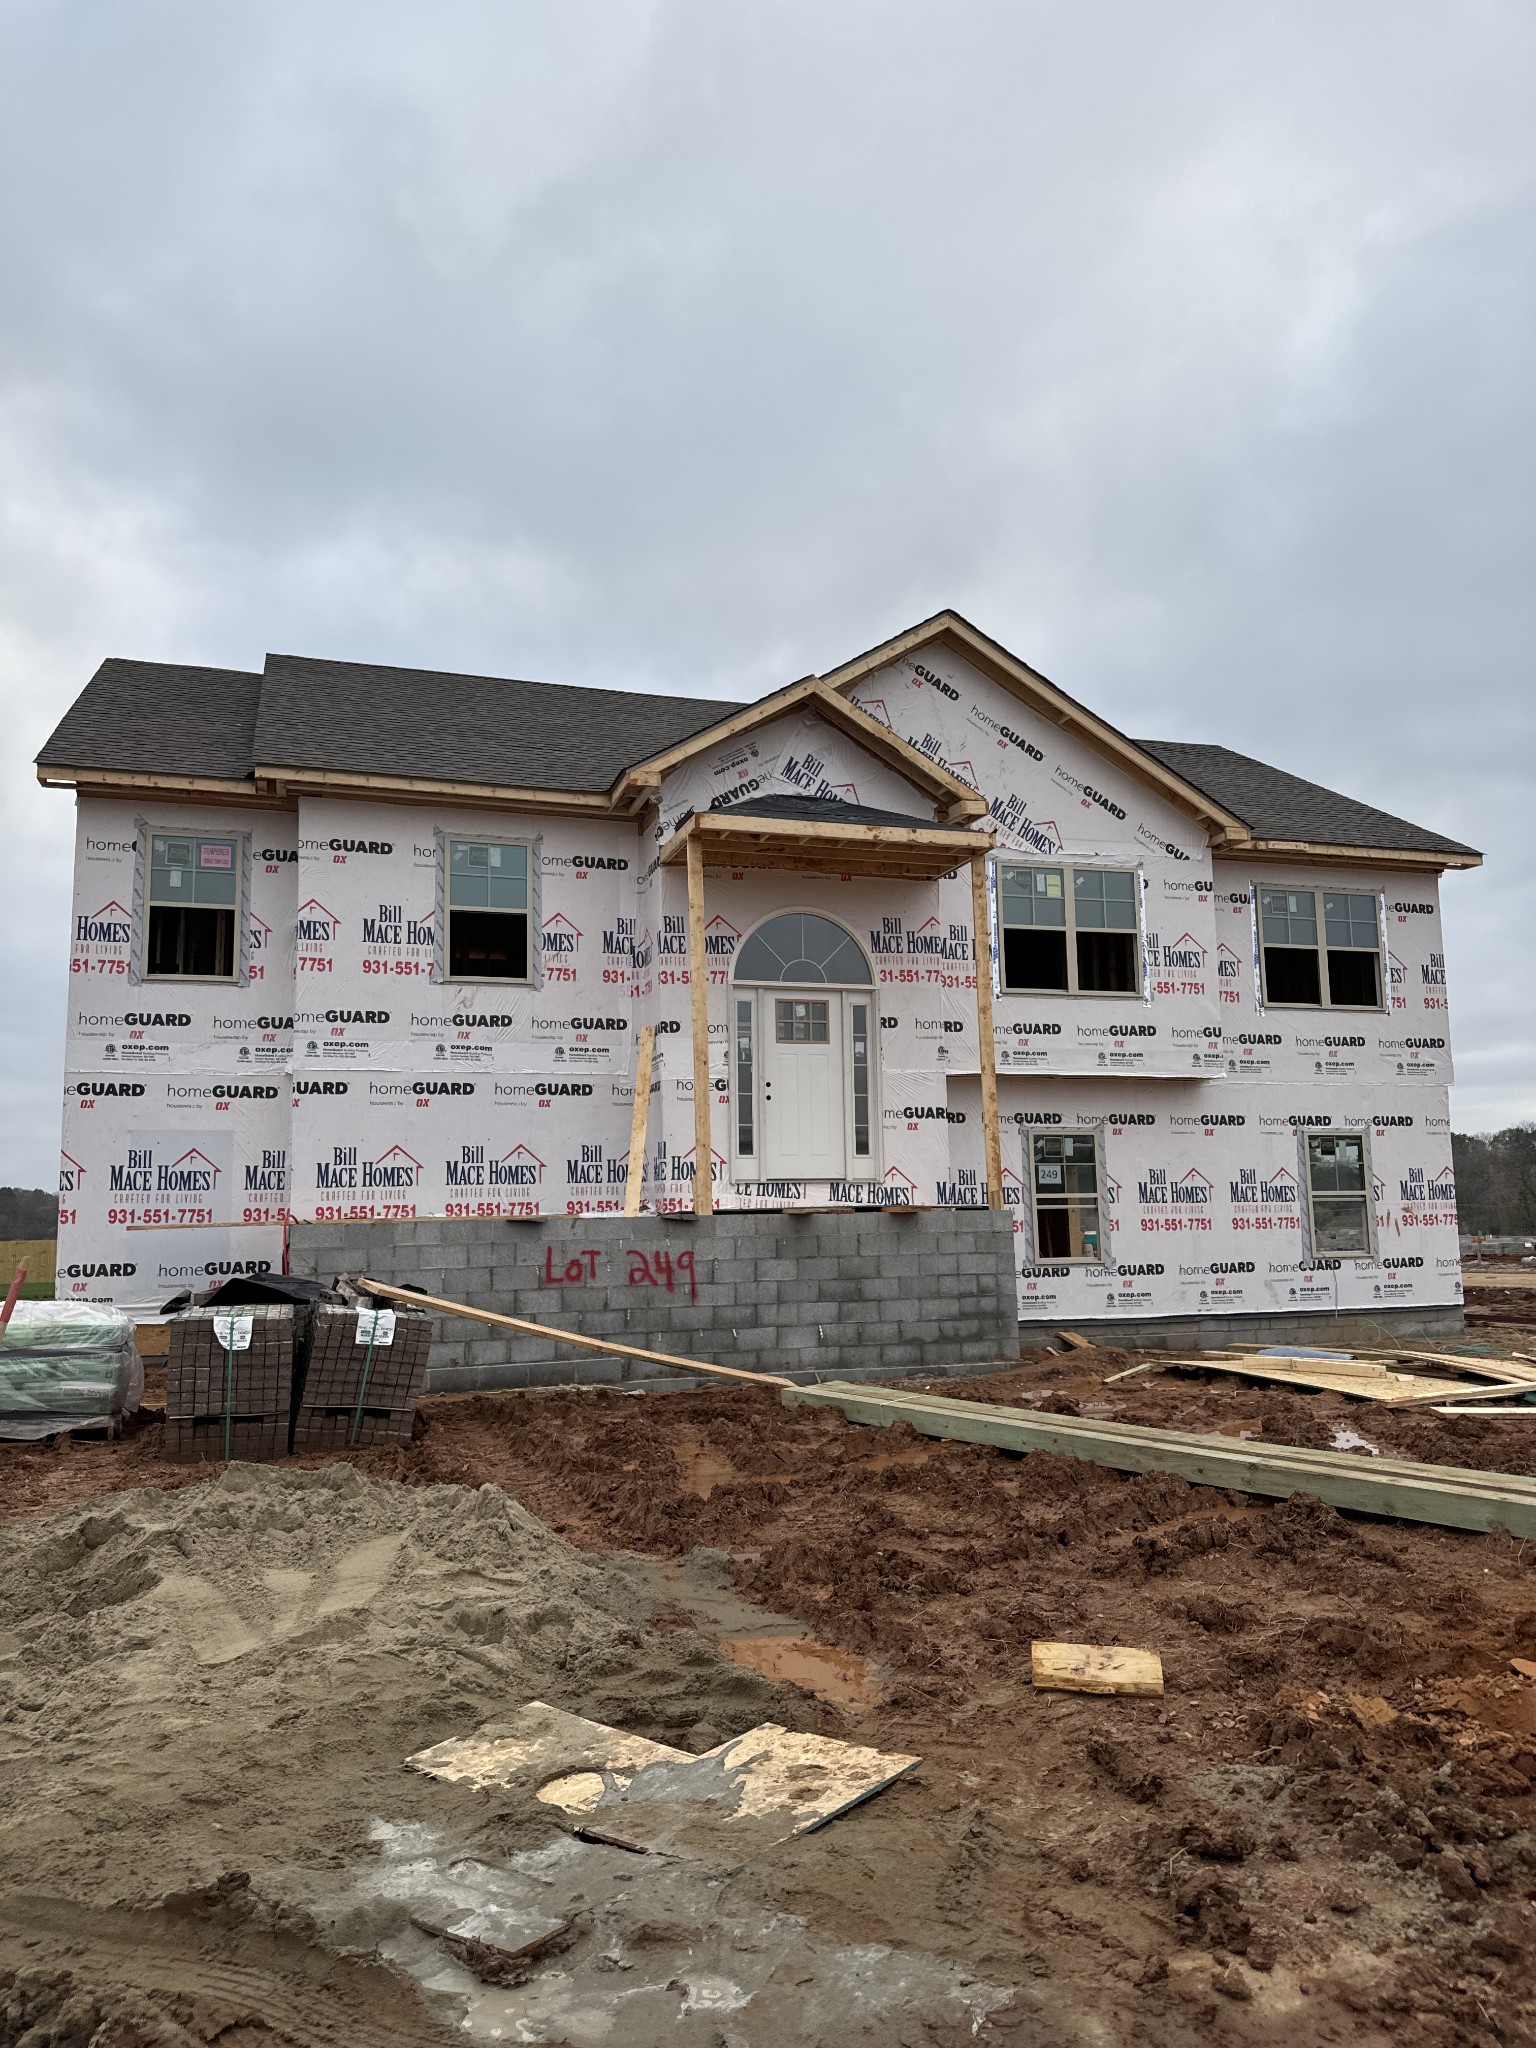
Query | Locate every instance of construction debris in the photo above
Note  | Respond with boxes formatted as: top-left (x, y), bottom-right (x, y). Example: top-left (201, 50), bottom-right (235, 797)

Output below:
top-left (409, 1702), bottom-right (920, 1853)
top-left (1167, 1353), bottom-right (1479, 1405)
top-left (1031, 1642), bottom-right (1164, 1697)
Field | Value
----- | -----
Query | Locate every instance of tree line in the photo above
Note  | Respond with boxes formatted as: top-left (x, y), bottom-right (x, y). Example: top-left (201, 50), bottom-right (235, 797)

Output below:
top-left (1451, 1127), bottom-right (1536, 1238)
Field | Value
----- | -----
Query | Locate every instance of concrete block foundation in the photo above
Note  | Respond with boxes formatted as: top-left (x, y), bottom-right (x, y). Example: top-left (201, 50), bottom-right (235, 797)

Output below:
top-left (288, 1210), bottom-right (1021, 1392)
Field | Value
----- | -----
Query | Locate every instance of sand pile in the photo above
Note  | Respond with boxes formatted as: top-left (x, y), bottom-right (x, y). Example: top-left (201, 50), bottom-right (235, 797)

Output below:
top-left (0, 1463), bottom-right (790, 1911)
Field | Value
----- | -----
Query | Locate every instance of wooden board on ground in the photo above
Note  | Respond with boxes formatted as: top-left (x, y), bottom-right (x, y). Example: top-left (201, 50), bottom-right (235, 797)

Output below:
top-left (407, 1703), bottom-right (919, 1855)
top-left (1032, 1642), bottom-right (1164, 1697)
top-left (780, 1380), bottom-right (1536, 1539)
top-left (406, 1701), bottom-right (681, 1791)
top-left (1057, 1331), bottom-right (1095, 1351)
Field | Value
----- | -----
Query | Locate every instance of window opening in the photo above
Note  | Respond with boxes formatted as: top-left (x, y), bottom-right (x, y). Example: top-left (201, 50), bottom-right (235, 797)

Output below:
top-left (146, 834), bottom-right (239, 979)
top-left (447, 840), bottom-right (529, 981)
top-left (851, 1001), bottom-right (871, 1157)
top-left (999, 866), bottom-right (1140, 995)
top-left (1305, 1133), bottom-right (1372, 1255)
top-left (776, 998), bottom-right (829, 1043)
top-left (734, 913), bottom-right (871, 985)
top-left (1259, 889), bottom-right (1381, 1009)
top-left (1030, 1133), bottom-right (1104, 1261)
top-left (735, 998), bottom-right (755, 1157)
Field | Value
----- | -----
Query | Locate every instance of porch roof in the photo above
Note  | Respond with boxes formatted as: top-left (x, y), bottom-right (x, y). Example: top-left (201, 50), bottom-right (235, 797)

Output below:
top-left (659, 795), bottom-right (992, 879)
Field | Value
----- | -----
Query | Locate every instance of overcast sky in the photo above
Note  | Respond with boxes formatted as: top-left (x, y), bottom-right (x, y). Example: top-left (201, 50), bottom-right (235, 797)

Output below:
top-left (2, 0), bottom-right (1531, 1187)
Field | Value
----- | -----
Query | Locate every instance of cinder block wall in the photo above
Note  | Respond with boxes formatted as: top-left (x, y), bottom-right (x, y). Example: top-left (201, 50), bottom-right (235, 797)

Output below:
top-left (287, 1210), bottom-right (1020, 1391)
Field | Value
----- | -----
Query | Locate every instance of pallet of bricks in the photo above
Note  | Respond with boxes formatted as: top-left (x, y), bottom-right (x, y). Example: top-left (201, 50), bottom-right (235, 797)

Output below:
top-left (292, 1297), bottom-right (430, 1452)
top-left (165, 1305), bottom-right (293, 1462)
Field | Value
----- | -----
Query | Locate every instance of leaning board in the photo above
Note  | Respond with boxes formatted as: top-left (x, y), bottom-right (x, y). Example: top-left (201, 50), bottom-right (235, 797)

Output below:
top-left (780, 1382), bottom-right (1536, 1539)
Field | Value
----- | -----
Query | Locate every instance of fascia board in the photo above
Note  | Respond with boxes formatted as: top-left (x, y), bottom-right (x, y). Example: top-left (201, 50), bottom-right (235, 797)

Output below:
top-left (251, 764), bottom-right (613, 815)
top-left (1244, 840), bottom-right (1483, 873)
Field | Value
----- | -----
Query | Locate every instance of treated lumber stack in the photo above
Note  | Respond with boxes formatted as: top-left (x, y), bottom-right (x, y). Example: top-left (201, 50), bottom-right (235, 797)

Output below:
top-left (292, 1303), bottom-right (430, 1452)
top-left (781, 1381), bottom-right (1536, 1539)
top-left (165, 1305), bottom-right (293, 1462)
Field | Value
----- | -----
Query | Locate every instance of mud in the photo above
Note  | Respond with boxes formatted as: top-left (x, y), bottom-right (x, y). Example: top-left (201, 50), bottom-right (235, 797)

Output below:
top-left (7, 1340), bottom-right (1536, 2042)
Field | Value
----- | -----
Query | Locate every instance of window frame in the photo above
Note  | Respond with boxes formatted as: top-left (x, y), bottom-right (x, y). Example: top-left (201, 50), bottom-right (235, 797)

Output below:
top-left (141, 829), bottom-right (246, 984)
top-left (442, 835), bottom-right (535, 985)
top-left (997, 861), bottom-right (1144, 999)
top-left (1301, 1127), bottom-right (1376, 1260)
top-left (1027, 1128), bottom-right (1109, 1266)
top-left (1258, 886), bottom-right (1385, 1013)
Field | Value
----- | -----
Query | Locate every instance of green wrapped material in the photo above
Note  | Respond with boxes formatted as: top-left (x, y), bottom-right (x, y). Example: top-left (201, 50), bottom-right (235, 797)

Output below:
top-left (0, 1301), bottom-right (141, 1440)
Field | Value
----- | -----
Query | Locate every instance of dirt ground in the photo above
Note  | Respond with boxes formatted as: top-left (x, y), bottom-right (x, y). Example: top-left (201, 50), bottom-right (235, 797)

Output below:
top-left (6, 1294), bottom-right (1536, 2045)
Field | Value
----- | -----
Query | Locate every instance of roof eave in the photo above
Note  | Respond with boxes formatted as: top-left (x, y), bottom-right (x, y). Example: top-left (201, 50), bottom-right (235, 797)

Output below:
top-left (1243, 838), bottom-right (1483, 873)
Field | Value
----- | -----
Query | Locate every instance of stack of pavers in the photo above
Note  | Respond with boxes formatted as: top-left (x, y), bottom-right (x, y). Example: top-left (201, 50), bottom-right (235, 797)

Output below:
top-left (165, 1304), bottom-right (294, 1462)
top-left (291, 1299), bottom-right (430, 1452)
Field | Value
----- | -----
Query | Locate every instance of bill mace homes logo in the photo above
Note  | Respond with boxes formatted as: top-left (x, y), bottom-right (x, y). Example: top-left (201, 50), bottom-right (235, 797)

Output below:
top-left (314, 1144), bottom-right (423, 1191)
top-left (75, 900), bottom-right (132, 948)
top-left (1137, 1166), bottom-right (1214, 1207)
top-left (989, 795), bottom-right (1062, 856)
top-left (296, 899), bottom-right (340, 945)
top-left (446, 1143), bottom-right (545, 1188)
top-left (540, 912), bottom-right (582, 957)
top-left (869, 916), bottom-right (972, 962)
top-left (1230, 1164), bottom-right (1299, 1207)
top-left (1160, 933), bottom-right (1207, 973)
top-left (110, 1145), bottom-right (221, 1195)
top-left (362, 902), bottom-right (434, 947)
top-left (705, 915), bottom-right (742, 959)
top-left (59, 1150), bottom-right (87, 1194)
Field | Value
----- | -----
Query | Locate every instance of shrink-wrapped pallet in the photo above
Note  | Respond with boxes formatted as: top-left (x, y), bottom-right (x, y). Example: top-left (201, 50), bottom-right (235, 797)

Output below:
top-left (0, 1301), bottom-right (142, 1439)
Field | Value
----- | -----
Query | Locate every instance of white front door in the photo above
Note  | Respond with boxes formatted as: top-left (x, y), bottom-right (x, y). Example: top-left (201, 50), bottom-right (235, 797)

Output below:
top-left (761, 994), bottom-right (846, 1180)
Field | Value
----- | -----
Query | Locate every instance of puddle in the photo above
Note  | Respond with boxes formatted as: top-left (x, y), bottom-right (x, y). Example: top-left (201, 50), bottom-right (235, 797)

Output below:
top-left (720, 1633), bottom-right (881, 1708)
top-left (1330, 1427), bottom-right (1380, 1455)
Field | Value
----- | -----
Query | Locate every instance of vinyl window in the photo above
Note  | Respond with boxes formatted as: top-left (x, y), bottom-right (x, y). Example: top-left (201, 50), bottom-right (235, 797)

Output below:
top-left (145, 834), bottom-right (240, 979)
top-left (1000, 866), bottom-right (1140, 995)
top-left (446, 841), bottom-right (530, 981)
top-left (1305, 1132), bottom-right (1373, 1256)
top-left (1259, 889), bottom-right (1382, 1009)
top-left (1030, 1132), bottom-right (1105, 1262)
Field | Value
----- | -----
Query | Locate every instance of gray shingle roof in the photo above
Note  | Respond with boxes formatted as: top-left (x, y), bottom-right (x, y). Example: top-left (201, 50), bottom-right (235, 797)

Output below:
top-left (36, 658), bottom-right (263, 781)
top-left (254, 655), bottom-right (743, 792)
top-left (1134, 739), bottom-right (1479, 858)
top-left (717, 794), bottom-right (968, 832)
top-left (33, 648), bottom-right (1479, 862)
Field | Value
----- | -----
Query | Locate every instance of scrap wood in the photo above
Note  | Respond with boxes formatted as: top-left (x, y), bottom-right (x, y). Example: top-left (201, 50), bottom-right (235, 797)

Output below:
top-left (1395, 1376), bottom-right (1536, 1409)
top-left (411, 1915), bottom-right (576, 1986)
top-left (1163, 1355), bottom-right (1472, 1404)
top-left (780, 1380), bottom-right (1536, 1538)
top-left (407, 1703), bottom-right (919, 1852)
top-left (1057, 1330), bottom-right (1096, 1351)
top-left (1230, 1340), bottom-right (1536, 1384)
top-left (1511, 1659), bottom-right (1536, 1681)
top-left (356, 1276), bottom-right (792, 1389)
top-left (1101, 1361), bottom-right (1157, 1385)
top-left (1031, 1641), bottom-right (1163, 1697)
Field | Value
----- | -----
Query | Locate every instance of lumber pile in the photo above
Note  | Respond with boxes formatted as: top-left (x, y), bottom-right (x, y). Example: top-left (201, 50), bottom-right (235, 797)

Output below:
top-left (781, 1380), bottom-right (1536, 1539)
top-left (1161, 1344), bottom-right (1536, 1407)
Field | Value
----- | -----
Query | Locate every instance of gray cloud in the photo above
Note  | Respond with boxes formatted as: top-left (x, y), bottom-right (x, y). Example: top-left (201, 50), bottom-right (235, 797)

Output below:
top-left (2, 0), bottom-right (1532, 1180)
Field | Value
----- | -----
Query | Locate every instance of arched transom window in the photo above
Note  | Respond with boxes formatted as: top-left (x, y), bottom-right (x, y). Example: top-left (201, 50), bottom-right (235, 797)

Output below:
top-left (733, 913), bottom-right (872, 986)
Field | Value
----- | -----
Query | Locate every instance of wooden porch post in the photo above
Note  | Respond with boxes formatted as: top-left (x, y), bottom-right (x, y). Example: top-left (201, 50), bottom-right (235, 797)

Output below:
top-left (622, 1023), bottom-right (656, 1217)
top-left (686, 832), bottom-right (714, 1215)
top-left (969, 848), bottom-right (1004, 1209)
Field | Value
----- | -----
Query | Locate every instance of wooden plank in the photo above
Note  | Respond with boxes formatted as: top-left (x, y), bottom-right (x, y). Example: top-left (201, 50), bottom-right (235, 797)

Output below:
top-left (1032, 1642), bottom-right (1164, 1697)
top-left (780, 1380), bottom-right (1536, 1537)
top-left (356, 1276), bottom-right (792, 1387)
top-left (686, 833), bottom-right (714, 1218)
top-left (1166, 1356), bottom-right (1471, 1404)
top-left (1391, 1376), bottom-right (1536, 1409)
top-left (1229, 1340), bottom-right (1536, 1383)
top-left (622, 1024), bottom-right (656, 1217)
top-left (1056, 1330), bottom-right (1096, 1351)
top-left (969, 849), bottom-right (1004, 1209)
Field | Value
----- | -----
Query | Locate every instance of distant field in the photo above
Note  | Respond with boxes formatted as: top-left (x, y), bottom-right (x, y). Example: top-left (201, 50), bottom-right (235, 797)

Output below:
top-left (0, 1239), bottom-right (55, 1299)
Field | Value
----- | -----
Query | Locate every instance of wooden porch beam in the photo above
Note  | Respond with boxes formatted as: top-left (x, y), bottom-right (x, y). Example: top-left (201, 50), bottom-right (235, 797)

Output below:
top-left (686, 834), bottom-right (714, 1216)
top-left (969, 850), bottom-right (1004, 1210)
